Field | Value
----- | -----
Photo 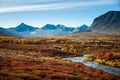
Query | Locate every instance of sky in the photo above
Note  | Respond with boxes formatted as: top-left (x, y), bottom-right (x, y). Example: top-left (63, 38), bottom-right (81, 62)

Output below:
top-left (0, 0), bottom-right (120, 28)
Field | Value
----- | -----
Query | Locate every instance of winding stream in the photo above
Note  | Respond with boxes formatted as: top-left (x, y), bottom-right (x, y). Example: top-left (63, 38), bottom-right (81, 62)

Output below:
top-left (63, 55), bottom-right (120, 76)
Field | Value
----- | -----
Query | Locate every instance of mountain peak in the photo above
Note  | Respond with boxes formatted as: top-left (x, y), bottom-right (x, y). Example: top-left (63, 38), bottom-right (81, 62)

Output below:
top-left (41, 24), bottom-right (57, 30)
top-left (90, 11), bottom-right (120, 31)
top-left (19, 23), bottom-right (27, 26)
top-left (17, 23), bottom-right (30, 28)
top-left (20, 22), bottom-right (25, 25)
top-left (107, 10), bottom-right (120, 14)
top-left (8, 23), bottom-right (39, 32)
top-left (74, 24), bottom-right (88, 32)
top-left (82, 24), bottom-right (88, 26)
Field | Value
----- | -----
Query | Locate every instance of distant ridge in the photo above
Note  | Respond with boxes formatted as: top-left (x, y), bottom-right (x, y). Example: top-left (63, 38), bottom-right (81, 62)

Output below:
top-left (74, 24), bottom-right (89, 32)
top-left (41, 24), bottom-right (75, 32)
top-left (7, 23), bottom-right (39, 32)
top-left (4, 23), bottom-right (88, 36)
top-left (0, 27), bottom-right (14, 36)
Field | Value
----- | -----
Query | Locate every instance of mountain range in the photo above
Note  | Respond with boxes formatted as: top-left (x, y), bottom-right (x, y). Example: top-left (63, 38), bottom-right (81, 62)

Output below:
top-left (0, 23), bottom-right (88, 36)
top-left (41, 24), bottom-right (75, 32)
top-left (0, 10), bottom-right (120, 37)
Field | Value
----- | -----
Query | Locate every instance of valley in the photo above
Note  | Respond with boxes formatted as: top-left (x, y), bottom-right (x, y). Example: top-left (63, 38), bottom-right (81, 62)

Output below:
top-left (0, 10), bottom-right (120, 80)
top-left (0, 36), bottom-right (120, 80)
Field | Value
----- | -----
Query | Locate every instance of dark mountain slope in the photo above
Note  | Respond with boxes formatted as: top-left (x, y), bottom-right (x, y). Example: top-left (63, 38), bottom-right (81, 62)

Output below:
top-left (90, 11), bottom-right (120, 31)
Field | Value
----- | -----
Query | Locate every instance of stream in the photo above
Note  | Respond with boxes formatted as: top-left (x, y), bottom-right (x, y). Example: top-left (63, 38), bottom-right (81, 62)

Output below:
top-left (63, 54), bottom-right (120, 76)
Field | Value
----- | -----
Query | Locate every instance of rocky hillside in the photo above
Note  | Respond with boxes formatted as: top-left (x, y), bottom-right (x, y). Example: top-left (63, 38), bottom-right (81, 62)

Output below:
top-left (90, 11), bottom-right (120, 31)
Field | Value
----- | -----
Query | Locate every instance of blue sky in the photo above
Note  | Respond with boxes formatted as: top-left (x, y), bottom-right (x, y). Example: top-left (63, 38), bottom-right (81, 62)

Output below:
top-left (0, 0), bottom-right (120, 28)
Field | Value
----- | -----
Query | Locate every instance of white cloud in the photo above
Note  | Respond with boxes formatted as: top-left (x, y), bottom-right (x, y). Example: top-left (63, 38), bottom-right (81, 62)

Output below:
top-left (0, 0), bottom-right (118, 13)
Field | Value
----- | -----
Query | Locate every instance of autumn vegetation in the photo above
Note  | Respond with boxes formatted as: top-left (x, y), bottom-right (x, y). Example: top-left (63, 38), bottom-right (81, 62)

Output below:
top-left (0, 36), bottom-right (120, 80)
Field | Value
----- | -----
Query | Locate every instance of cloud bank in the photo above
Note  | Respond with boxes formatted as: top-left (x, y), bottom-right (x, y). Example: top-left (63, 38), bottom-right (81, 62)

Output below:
top-left (0, 0), bottom-right (118, 13)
